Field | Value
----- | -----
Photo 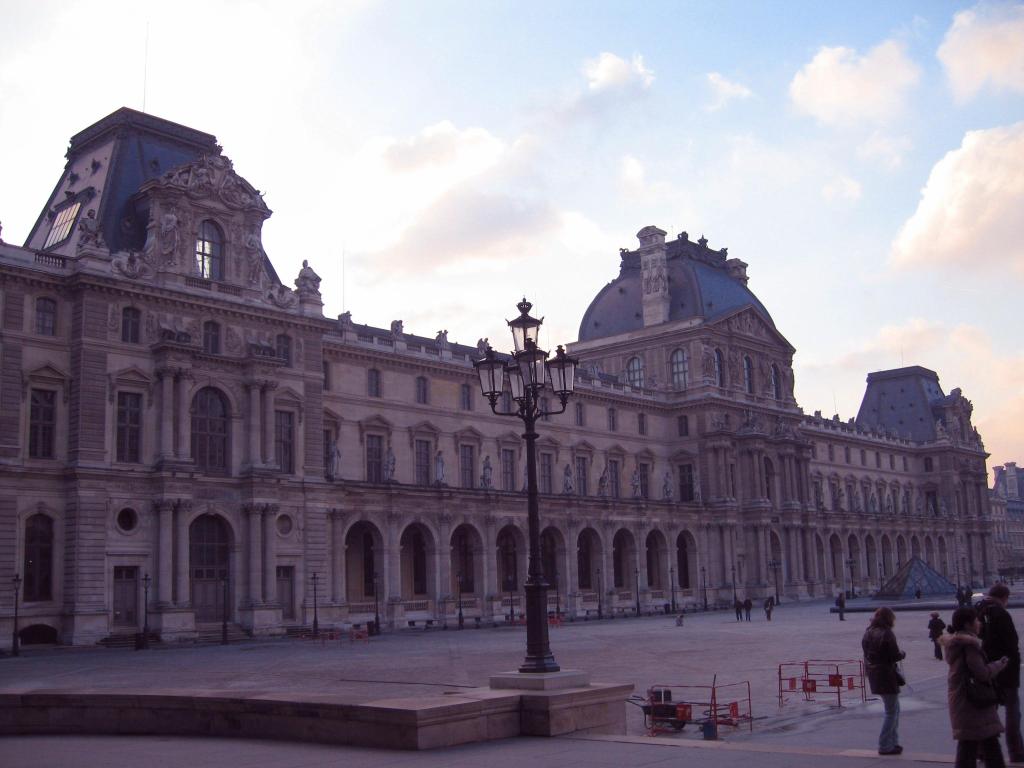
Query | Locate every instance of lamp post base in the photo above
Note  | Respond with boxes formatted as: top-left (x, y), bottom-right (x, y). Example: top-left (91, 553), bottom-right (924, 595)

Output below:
top-left (490, 669), bottom-right (590, 690)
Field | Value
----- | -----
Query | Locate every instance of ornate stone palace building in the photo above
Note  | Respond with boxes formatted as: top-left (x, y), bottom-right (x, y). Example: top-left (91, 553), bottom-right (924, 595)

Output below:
top-left (0, 108), bottom-right (995, 647)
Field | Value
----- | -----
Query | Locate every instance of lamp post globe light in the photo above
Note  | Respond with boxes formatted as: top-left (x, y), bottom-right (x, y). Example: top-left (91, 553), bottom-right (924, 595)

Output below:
top-left (474, 298), bottom-right (577, 674)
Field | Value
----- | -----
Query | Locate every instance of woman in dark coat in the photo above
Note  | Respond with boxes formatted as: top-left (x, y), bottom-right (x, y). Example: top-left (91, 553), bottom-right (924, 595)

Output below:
top-left (862, 607), bottom-right (906, 755)
top-left (942, 606), bottom-right (1009, 767)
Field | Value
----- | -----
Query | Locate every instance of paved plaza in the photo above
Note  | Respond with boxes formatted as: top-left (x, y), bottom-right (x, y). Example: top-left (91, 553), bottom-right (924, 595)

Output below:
top-left (2, 598), bottom-right (1022, 766)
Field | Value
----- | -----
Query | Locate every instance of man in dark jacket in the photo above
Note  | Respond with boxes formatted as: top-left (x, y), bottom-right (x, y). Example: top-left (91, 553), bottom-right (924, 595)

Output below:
top-left (836, 592), bottom-right (846, 621)
top-left (978, 584), bottom-right (1022, 763)
top-left (927, 612), bottom-right (946, 660)
top-left (734, 599), bottom-right (743, 622)
top-left (743, 597), bottom-right (753, 622)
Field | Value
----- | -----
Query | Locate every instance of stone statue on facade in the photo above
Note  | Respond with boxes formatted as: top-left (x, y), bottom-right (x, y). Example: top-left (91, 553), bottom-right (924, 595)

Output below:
top-left (885, 495), bottom-right (893, 515)
top-left (835, 487), bottom-right (845, 511)
top-left (390, 319), bottom-right (404, 337)
top-left (693, 467), bottom-right (702, 503)
top-left (562, 464), bottom-right (574, 494)
top-left (327, 435), bottom-right (341, 480)
top-left (631, 468), bottom-right (642, 499)
top-left (480, 455), bottom-right (493, 489)
top-left (869, 493), bottom-right (878, 514)
top-left (383, 445), bottom-right (396, 483)
top-left (935, 419), bottom-right (947, 439)
top-left (853, 489), bottom-right (862, 513)
top-left (157, 210), bottom-right (180, 264)
top-left (476, 338), bottom-right (489, 357)
top-left (295, 260), bottom-right (322, 298)
top-left (244, 229), bottom-right (263, 285)
top-left (662, 472), bottom-right (673, 501)
top-left (597, 465), bottom-right (609, 497)
top-left (77, 208), bottom-right (105, 249)
top-left (434, 451), bottom-right (446, 486)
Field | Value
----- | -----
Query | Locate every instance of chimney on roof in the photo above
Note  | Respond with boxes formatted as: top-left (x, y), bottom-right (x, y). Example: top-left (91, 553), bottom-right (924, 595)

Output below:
top-left (725, 258), bottom-right (749, 285)
top-left (637, 225), bottom-right (670, 327)
top-left (1007, 463), bottom-right (1019, 500)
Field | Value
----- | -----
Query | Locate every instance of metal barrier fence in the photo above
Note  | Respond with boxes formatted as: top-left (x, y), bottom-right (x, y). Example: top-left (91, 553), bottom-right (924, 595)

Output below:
top-left (777, 659), bottom-right (866, 708)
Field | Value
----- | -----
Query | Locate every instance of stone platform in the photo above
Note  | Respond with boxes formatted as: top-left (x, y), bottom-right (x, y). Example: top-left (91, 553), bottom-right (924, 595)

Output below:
top-left (0, 681), bottom-right (632, 750)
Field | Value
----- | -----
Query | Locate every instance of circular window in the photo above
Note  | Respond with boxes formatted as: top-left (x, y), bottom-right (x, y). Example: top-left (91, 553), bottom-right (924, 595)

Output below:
top-left (116, 507), bottom-right (138, 532)
top-left (276, 514), bottom-right (293, 536)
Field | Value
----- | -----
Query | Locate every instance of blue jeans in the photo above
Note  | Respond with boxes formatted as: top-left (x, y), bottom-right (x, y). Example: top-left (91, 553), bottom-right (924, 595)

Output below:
top-left (879, 693), bottom-right (900, 751)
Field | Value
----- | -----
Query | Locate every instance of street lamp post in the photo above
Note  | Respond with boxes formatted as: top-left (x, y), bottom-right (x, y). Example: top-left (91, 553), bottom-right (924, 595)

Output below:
top-left (701, 565), bottom-right (708, 611)
top-left (553, 565), bottom-right (560, 618)
top-left (596, 567), bottom-right (603, 620)
top-left (474, 298), bottom-right (578, 674)
top-left (731, 564), bottom-right (737, 603)
top-left (311, 572), bottom-right (320, 638)
top-left (767, 559), bottom-right (781, 604)
top-left (669, 565), bottom-right (676, 613)
top-left (456, 574), bottom-right (464, 630)
top-left (141, 573), bottom-right (151, 650)
top-left (507, 577), bottom-right (515, 624)
top-left (11, 574), bottom-right (22, 657)
top-left (634, 566), bottom-right (641, 617)
top-left (373, 572), bottom-right (381, 636)
top-left (846, 558), bottom-right (856, 599)
top-left (220, 574), bottom-right (229, 645)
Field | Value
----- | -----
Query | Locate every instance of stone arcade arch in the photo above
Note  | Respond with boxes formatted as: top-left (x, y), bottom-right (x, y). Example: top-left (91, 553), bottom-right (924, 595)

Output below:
top-left (577, 527), bottom-right (602, 592)
top-left (938, 536), bottom-right (950, 577)
top-left (540, 526), bottom-right (564, 596)
top-left (865, 535), bottom-right (878, 589)
top-left (345, 520), bottom-right (383, 603)
top-left (924, 536), bottom-right (936, 567)
top-left (675, 530), bottom-right (698, 594)
top-left (189, 513), bottom-right (232, 623)
top-left (450, 523), bottom-right (483, 596)
top-left (399, 523), bottom-right (435, 600)
top-left (612, 528), bottom-right (637, 591)
top-left (496, 524), bottom-right (526, 593)
top-left (645, 529), bottom-right (668, 590)
top-left (896, 536), bottom-right (909, 569)
top-left (881, 535), bottom-right (894, 578)
top-left (829, 533), bottom-right (843, 583)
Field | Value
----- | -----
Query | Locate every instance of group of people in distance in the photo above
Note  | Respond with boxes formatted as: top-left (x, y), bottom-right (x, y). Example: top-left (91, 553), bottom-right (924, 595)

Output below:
top-left (732, 596), bottom-right (776, 622)
top-left (861, 584), bottom-right (1021, 766)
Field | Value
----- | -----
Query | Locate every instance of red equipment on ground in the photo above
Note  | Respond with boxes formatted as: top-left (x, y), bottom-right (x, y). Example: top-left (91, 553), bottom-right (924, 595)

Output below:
top-left (633, 678), bottom-right (753, 738)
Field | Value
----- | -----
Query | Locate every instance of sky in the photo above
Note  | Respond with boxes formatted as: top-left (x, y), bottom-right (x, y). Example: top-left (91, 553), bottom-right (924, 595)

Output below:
top-left (1, 0), bottom-right (1022, 470)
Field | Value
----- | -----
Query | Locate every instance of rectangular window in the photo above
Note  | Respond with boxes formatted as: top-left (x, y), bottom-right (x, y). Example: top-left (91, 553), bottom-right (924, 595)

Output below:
top-left (827, 444), bottom-right (834, 461)
top-left (501, 448), bottom-right (516, 491)
top-left (366, 434), bottom-right (383, 483)
top-left (43, 201), bottom-right (81, 248)
top-left (902, 456), bottom-right (908, 471)
top-left (875, 451), bottom-right (881, 468)
top-left (638, 412), bottom-right (647, 436)
top-left (575, 402), bottom-right (585, 426)
top-left (460, 383), bottom-right (473, 411)
top-left (575, 456), bottom-right (588, 496)
top-left (607, 407), bottom-right (617, 432)
top-left (121, 308), bottom-right (140, 344)
top-left (811, 443), bottom-right (818, 459)
top-left (367, 369), bottom-right (381, 398)
top-left (459, 444), bottom-right (475, 489)
top-left (540, 397), bottom-right (550, 421)
top-left (323, 428), bottom-right (334, 478)
top-left (35, 298), bottom-right (57, 336)
top-left (322, 361), bottom-right (331, 391)
top-left (889, 454), bottom-right (895, 470)
top-left (924, 457), bottom-right (934, 472)
top-left (415, 376), bottom-right (429, 404)
top-left (677, 415), bottom-right (689, 437)
top-left (638, 462), bottom-right (650, 499)
top-left (116, 392), bottom-right (142, 463)
top-left (415, 439), bottom-right (432, 485)
top-left (860, 449), bottom-right (866, 466)
top-left (274, 411), bottom-right (295, 473)
top-left (540, 452), bottom-right (554, 494)
top-left (29, 389), bottom-right (56, 459)
top-left (608, 459), bottom-right (621, 498)
top-left (844, 446), bottom-right (851, 463)
top-left (678, 463), bottom-right (695, 502)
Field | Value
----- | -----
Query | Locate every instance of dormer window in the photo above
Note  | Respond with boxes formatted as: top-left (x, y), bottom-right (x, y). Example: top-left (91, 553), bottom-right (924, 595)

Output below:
top-left (626, 356), bottom-right (645, 388)
top-left (43, 201), bottom-right (81, 249)
top-left (203, 321), bottom-right (220, 354)
top-left (195, 220), bottom-right (224, 280)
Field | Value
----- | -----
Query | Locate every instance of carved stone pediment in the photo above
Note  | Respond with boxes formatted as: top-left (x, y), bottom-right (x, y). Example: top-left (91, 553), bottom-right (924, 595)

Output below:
top-left (23, 363), bottom-right (71, 402)
top-left (108, 366), bottom-right (155, 406)
top-left (158, 154), bottom-right (270, 215)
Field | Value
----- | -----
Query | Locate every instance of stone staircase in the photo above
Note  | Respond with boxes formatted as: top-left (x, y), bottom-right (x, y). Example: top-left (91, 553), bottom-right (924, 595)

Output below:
top-left (97, 631), bottom-right (162, 649)
top-left (194, 622), bottom-right (251, 644)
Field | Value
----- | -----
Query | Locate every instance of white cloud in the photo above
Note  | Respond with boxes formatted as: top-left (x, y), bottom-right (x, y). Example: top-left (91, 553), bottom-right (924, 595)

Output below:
top-left (620, 154), bottom-right (646, 190)
top-left (583, 52), bottom-right (654, 93)
top-left (890, 121), bottom-right (1024, 275)
top-left (821, 175), bottom-right (862, 202)
top-left (938, 2), bottom-right (1024, 102)
top-left (858, 132), bottom-right (913, 169)
top-left (790, 40), bottom-right (920, 125)
top-left (705, 72), bottom-right (752, 111)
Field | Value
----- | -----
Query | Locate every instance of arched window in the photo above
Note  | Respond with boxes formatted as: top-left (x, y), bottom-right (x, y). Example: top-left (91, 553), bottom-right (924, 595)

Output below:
top-left (203, 321), bottom-right (220, 354)
top-left (452, 527), bottom-right (475, 593)
top-left (670, 349), bottom-right (689, 390)
top-left (743, 355), bottom-right (754, 394)
top-left (714, 349), bottom-right (724, 387)
top-left (121, 307), bottom-right (141, 343)
top-left (276, 334), bottom-right (291, 366)
top-left (625, 356), bottom-right (645, 388)
top-left (770, 364), bottom-right (780, 400)
top-left (194, 220), bottom-right (224, 280)
top-left (192, 388), bottom-right (229, 474)
top-left (409, 529), bottom-right (427, 595)
top-left (35, 297), bottom-right (57, 336)
top-left (23, 513), bottom-right (53, 601)
top-left (498, 530), bottom-right (518, 591)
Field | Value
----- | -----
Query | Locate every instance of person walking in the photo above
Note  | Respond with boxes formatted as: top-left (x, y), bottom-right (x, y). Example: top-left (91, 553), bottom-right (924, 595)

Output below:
top-left (930, 612), bottom-right (948, 660)
top-left (978, 585), bottom-right (1023, 764)
top-left (734, 598), bottom-right (743, 622)
top-left (743, 597), bottom-right (753, 622)
top-left (837, 592), bottom-right (846, 621)
top-left (942, 606), bottom-right (1010, 767)
top-left (862, 606), bottom-right (906, 756)
top-left (764, 596), bottom-right (774, 622)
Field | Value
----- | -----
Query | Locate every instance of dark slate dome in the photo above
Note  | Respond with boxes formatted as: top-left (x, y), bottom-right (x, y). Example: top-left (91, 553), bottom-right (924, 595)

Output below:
top-left (577, 232), bottom-right (775, 342)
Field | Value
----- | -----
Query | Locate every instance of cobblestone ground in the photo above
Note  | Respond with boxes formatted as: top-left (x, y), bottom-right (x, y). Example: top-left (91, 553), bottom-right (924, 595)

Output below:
top-left (2, 598), bottom-right (1022, 765)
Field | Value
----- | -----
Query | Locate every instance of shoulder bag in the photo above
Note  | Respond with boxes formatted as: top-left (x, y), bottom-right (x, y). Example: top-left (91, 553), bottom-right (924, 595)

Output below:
top-left (964, 656), bottom-right (1000, 708)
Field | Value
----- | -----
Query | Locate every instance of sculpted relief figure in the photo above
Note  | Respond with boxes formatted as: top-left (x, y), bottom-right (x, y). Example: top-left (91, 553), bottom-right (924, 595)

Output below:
top-left (157, 210), bottom-right (180, 264)
top-left (702, 344), bottom-right (716, 383)
top-left (480, 456), bottom-right (493, 489)
top-left (597, 465), bottom-right (609, 497)
top-left (434, 451), bottom-right (446, 486)
top-left (327, 436), bottom-right (341, 480)
top-left (295, 259), bottom-right (322, 298)
top-left (631, 467), bottom-right (642, 499)
top-left (662, 472), bottom-right (673, 502)
top-left (390, 320), bottom-right (404, 337)
top-left (383, 445), bottom-right (396, 483)
top-left (77, 208), bottom-right (105, 249)
top-left (562, 464), bottom-right (574, 494)
top-left (244, 229), bottom-right (263, 285)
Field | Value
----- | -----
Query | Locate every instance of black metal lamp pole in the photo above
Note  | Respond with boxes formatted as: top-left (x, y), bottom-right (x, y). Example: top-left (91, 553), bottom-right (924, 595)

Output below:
top-left (474, 299), bottom-right (578, 674)
top-left (701, 565), bottom-right (708, 610)
top-left (507, 577), bottom-right (514, 624)
top-left (373, 572), bottom-right (381, 636)
top-left (634, 566), bottom-right (641, 616)
top-left (141, 573), bottom-right (151, 650)
top-left (11, 574), bottom-right (21, 657)
top-left (553, 565), bottom-right (560, 618)
top-left (456, 574), bottom-right (464, 630)
top-left (846, 558), bottom-right (855, 598)
top-left (731, 564), bottom-right (737, 603)
top-left (311, 572), bottom-right (319, 638)
top-left (221, 574), bottom-right (229, 645)
top-left (597, 567), bottom-right (603, 619)
top-left (669, 565), bottom-right (676, 613)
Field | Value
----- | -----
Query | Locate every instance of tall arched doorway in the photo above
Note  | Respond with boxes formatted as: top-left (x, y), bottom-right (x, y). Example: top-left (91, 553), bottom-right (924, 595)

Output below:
top-left (190, 514), bottom-right (230, 622)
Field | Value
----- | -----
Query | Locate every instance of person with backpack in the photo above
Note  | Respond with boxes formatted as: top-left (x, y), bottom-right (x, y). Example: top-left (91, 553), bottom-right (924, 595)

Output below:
top-left (942, 606), bottom-right (1009, 767)
top-left (929, 612), bottom-right (948, 660)
top-left (977, 585), bottom-right (1023, 764)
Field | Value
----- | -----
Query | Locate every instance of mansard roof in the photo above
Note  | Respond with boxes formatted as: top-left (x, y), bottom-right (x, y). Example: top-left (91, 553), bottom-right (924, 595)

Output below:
top-left (855, 366), bottom-right (946, 442)
top-left (578, 231), bottom-right (775, 343)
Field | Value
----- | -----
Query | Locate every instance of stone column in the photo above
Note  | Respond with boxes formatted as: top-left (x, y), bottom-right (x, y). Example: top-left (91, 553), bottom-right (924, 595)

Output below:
top-left (483, 516), bottom-right (497, 600)
top-left (262, 382), bottom-right (277, 466)
top-left (156, 500), bottom-right (174, 604)
top-left (246, 381), bottom-right (262, 468)
top-left (437, 513), bottom-right (451, 609)
top-left (158, 369), bottom-right (175, 460)
top-left (174, 501), bottom-right (191, 605)
top-left (386, 512), bottom-right (401, 602)
top-left (264, 504), bottom-right (278, 604)
top-left (176, 369), bottom-right (192, 460)
top-left (329, 510), bottom-right (344, 603)
top-left (247, 506), bottom-right (263, 605)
